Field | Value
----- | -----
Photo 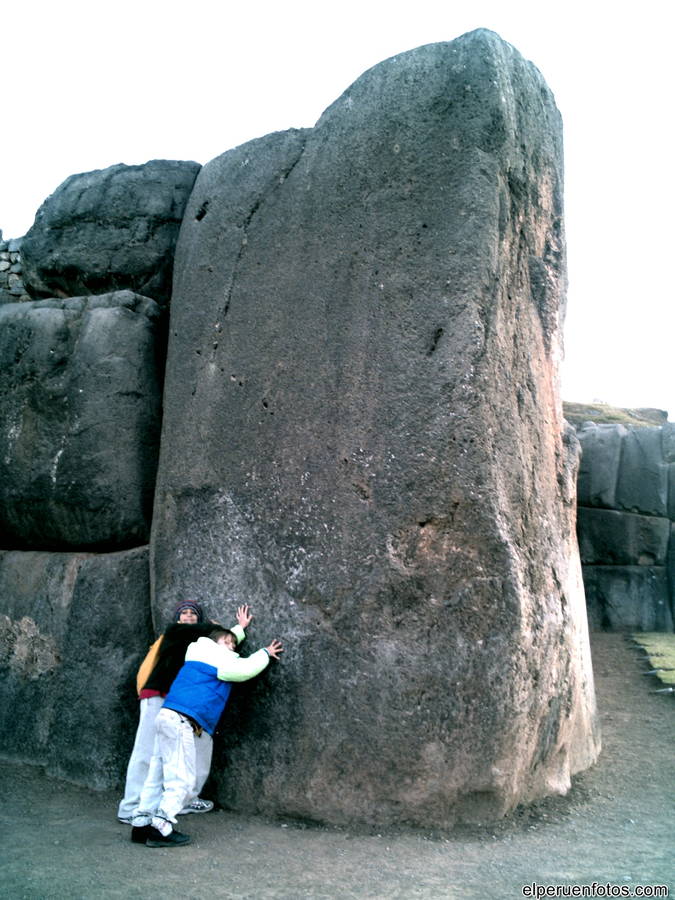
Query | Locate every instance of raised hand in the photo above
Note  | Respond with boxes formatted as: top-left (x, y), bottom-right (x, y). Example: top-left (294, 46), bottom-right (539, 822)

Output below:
top-left (236, 604), bottom-right (253, 628)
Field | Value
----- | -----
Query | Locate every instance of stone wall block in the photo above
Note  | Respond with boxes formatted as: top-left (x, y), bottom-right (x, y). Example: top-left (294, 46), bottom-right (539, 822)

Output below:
top-left (661, 422), bottom-right (675, 463)
top-left (582, 564), bottom-right (673, 632)
top-left (576, 423), bottom-right (626, 508)
top-left (667, 463), bottom-right (675, 520)
top-left (20, 160), bottom-right (200, 307)
top-left (615, 426), bottom-right (668, 517)
top-left (0, 547), bottom-right (152, 787)
top-left (150, 30), bottom-right (598, 828)
top-left (0, 291), bottom-right (163, 549)
top-left (667, 523), bottom-right (675, 626)
top-left (577, 507), bottom-right (670, 566)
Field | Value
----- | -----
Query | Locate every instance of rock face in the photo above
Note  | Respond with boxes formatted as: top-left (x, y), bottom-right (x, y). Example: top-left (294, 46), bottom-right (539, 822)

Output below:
top-left (152, 30), bottom-right (598, 827)
top-left (0, 291), bottom-right (162, 549)
top-left (576, 422), bottom-right (675, 631)
top-left (576, 423), bottom-right (626, 509)
top-left (20, 160), bottom-right (200, 306)
top-left (582, 566), bottom-right (670, 632)
top-left (0, 547), bottom-right (152, 788)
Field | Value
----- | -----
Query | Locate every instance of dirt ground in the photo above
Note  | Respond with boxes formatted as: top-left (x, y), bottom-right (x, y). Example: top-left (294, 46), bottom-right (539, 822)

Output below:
top-left (0, 632), bottom-right (673, 899)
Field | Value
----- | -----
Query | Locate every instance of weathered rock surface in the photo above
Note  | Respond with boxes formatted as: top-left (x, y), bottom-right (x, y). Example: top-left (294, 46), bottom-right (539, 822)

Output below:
top-left (661, 422), bottom-right (675, 463)
top-left (0, 547), bottom-right (152, 787)
top-left (668, 524), bottom-right (675, 616)
top-left (0, 291), bottom-right (162, 549)
top-left (615, 427), bottom-right (668, 517)
top-left (583, 565), bottom-right (673, 632)
top-left (575, 421), bottom-right (675, 632)
top-left (20, 160), bottom-right (200, 306)
top-left (576, 423), bottom-right (627, 509)
top-left (152, 30), bottom-right (598, 827)
top-left (577, 508), bottom-right (670, 567)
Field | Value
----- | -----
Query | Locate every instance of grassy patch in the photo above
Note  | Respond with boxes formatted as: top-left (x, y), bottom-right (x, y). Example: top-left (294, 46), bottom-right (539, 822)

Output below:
top-left (631, 632), bottom-right (675, 685)
top-left (563, 401), bottom-right (669, 428)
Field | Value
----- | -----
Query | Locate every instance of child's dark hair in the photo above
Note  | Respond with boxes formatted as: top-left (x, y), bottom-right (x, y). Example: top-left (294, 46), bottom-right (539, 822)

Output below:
top-left (209, 627), bottom-right (237, 644)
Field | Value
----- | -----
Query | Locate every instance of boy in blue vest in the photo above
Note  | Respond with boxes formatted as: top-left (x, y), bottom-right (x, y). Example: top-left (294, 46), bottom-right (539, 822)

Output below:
top-left (117, 599), bottom-right (231, 824)
top-left (131, 621), bottom-right (283, 847)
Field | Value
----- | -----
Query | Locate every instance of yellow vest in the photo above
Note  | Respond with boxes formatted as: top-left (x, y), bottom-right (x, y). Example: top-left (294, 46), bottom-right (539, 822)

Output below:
top-left (135, 636), bottom-right (164, 696)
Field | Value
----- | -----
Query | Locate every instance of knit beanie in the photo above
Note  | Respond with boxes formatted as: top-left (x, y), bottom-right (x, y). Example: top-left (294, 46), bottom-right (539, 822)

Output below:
top-left (173, 600), bottom-right (205, 623)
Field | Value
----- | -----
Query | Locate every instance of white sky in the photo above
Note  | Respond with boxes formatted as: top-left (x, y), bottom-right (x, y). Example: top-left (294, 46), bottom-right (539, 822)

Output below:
top-left (2, 0), bottom-right (672, 416)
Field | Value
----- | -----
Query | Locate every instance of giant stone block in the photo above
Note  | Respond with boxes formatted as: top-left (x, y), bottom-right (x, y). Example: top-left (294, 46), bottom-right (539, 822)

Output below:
top-left (0, 292), bottom-right (162, 549)
top-left (667, 464), bottom-right (675, 521)
top-left (661, 422), bottom-right (675, 463)
top-left (615, 426), bottom-right (668, 517)
top-left (667, 524), bottom-right (675, 625)
top-left (151, 30), bottom-right (598, 827)
top-left (582, 564), bottom-right (673, 632)
top-left (0, 547), bottom-right (152, 787)
top-left (577, 507), bottom-right (670, 566)
top-left (576, 423), bottom-right (626, 509)
top-left (21, 160), bottom-right (200, 307)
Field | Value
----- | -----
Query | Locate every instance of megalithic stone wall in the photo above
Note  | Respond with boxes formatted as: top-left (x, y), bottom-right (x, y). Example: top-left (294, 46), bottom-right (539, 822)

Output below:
top-left (0, 160), bottom-right (198, 787)
top-left (576, 421), bottom-right (675, 631)
top-left (20, 160), bottom-right (201, 308)
top-left (0, 292), bottom-right (163, 549)
top-left (0, 547), bottom-right (152, 787)
top-left (151, 29), bottom-right (599, 828)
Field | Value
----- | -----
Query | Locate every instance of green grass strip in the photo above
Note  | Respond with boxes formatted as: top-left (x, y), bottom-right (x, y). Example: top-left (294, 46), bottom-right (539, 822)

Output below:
top-left (632, 632), bottom-right (675, 685)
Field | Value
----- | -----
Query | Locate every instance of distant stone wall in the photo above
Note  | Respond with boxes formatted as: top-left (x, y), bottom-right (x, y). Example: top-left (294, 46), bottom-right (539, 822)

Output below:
top-left (0, 233), bottom-right (31, 303)
top-left (576, 422), bottom-right (675, 631)
top-left (0, 162), bottom-right (189, 787)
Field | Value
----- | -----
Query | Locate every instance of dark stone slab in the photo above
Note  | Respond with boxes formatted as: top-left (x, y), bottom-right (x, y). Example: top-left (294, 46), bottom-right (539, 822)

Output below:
top-left (667, 464), bottom-right (675, 521)
top-left (0, 547), bottom-right (152, 788)
top-left (667, 524), bottom-right (675, 628)
top-left (583, 564), bottom-right (673, 632)
top-left (0, 292), bottom-right (162, 549)
top-left (576, 423), bottom-right (626, 509)
top-left (20, 160), bottom-right (200, 307)
top-left (661, 422), bottom-right (675, 463)
top-left (577, 507), bottom-right (670, 566)
top-left (151, 31), bottom-right (598, 827)
top-left (615, 426), bottom-right (668, 517)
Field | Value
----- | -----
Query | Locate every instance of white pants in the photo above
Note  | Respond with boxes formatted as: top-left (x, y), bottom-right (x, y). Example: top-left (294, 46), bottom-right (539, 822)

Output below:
top-left (118, 699), bottom-right (213, 820)
top-left (133, 708), bottom-right (197, 826)
top-left (190, 729), bottom-right (213, 807)
top-left (118, 696), bottom-right (164, 820)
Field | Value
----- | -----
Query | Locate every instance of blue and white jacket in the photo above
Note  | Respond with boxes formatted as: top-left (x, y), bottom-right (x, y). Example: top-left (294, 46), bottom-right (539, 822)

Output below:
top-left (162, 633), bottom-right (270, 736)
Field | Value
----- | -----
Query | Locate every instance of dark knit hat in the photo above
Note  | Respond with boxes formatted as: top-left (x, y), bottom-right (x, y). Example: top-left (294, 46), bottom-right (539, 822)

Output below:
top-left (173, 600), bottom-right (205, 622)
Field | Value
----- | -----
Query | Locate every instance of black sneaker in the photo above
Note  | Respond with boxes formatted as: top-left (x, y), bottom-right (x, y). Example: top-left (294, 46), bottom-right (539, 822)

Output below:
top-left (131, 825), bottom-right (152, 844)
top-left (145, 826), bottom-right (191, 848)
